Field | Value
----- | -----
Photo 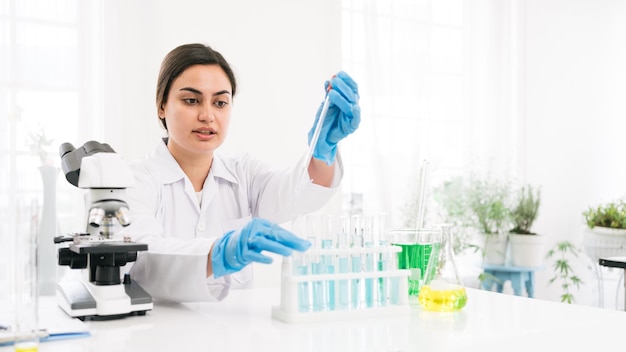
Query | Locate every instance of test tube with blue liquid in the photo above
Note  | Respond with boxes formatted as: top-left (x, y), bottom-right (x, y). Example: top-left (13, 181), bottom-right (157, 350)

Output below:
top-left (374, 213), bottom-right (392, 306)
top-left (294, 251), bottom-right (310, 312)
top-left (377, 239), bottom-right (390, 306)
top-left (386, 229), bottom-right (401, 305)
top-left (350, 215), bottom-right (364, 309)
top-left (363, 215), bottom-right (375, 308)
top-left (309, 238), bottom-right (324, 311)
top-left (322, 215), bottom-right (336, 311)
top-left (306, 215), bottom-right (325, 312)
top-left (336, 215), bottom-right (350, 310)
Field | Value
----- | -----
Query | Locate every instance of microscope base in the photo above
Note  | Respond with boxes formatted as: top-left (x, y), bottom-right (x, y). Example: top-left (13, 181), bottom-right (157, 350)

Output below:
top-left (57, 279), bottom-right (153, 320)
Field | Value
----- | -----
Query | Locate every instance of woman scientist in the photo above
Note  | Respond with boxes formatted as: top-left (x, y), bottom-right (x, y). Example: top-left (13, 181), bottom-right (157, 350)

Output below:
top-left (121, 43), bottom-right (360, 302)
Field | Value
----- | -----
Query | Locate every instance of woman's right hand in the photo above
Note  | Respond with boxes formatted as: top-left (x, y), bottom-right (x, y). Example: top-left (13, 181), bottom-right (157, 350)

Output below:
top-left (210, 218), bottom-right (311, 278)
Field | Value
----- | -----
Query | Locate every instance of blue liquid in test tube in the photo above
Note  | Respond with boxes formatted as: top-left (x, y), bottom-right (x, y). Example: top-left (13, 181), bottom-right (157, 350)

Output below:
top-left (307, 233), bottom-right (325, 312)
top-left (351, 253), bottom-right (362, 309)
top-left (338, 254), bottom-right (349, 310)
top-left (321, 239), bottom-right (335, 311)
top-left (336, 216), bottom-right (350, 310)
top-left (365, 242), bottom-right (375, 308)
top-left (378, 240), bottom-right (389, 306)
top-left (295, 254), bottom-right (310, 312)
top-left (311, 260), bottom-right (323, 311)
top-left (350, 215), bottom-right (364, 309)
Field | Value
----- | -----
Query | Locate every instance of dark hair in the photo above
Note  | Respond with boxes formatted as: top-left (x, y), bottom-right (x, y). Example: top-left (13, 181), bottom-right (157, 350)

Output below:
top-left (156, 43), bottom-right (237, 130)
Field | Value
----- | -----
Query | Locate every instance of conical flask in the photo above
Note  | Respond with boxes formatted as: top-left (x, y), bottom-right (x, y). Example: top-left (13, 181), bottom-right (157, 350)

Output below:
top-left (418, 224), bottom-right (467, 312)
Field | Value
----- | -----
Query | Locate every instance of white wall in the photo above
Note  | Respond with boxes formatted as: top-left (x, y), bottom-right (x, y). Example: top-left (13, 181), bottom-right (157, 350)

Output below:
top-left (523, 0), bottom-right (626, 307)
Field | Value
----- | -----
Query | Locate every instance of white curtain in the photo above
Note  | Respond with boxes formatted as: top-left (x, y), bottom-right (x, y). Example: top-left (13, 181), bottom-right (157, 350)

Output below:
top-left (0, 0), bottom-right (103, 297)
top-left (339, 0), bottom-right (523, 228)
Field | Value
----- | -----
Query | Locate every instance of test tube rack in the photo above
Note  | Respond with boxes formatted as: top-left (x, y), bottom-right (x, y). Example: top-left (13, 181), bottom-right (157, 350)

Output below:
top-left (271, 245), bottom-right (410, 323)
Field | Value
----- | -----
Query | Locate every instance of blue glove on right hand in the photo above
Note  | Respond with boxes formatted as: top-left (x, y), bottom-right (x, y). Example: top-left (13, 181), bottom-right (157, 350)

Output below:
top-left (211, 218), bottom-right (311, 278)
top-left (308, 71), bottom-right (361, 165)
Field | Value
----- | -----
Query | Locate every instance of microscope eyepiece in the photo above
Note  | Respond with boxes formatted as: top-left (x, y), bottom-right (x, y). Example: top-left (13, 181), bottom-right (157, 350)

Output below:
top-left (59, 142), bottom-right (76, 158)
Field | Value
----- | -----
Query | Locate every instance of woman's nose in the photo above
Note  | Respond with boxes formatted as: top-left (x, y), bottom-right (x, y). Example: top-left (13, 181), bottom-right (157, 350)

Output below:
top-left (198, 104), bottom-right (215, 122)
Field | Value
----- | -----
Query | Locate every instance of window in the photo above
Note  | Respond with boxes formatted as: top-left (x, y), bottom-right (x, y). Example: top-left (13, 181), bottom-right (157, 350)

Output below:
top-left (0, 0), bottom-right (103, 297)
top-left (340, 0), bottom-right (521, 227)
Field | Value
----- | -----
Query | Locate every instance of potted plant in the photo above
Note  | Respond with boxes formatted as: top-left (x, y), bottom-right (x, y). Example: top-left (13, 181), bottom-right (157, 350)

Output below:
top-left (431, 176), bottom-right (478, 256)
top-left (508, 185), bottom-right (545, 267)
top-left (465, 176), bottom-right (513, 265)
top-left (581, 199), bottom-right (626, 262)
top-left (432, 175), bottom-right (513, 263)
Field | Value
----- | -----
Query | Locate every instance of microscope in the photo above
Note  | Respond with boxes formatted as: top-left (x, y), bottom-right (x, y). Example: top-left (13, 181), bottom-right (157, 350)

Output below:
top-left (54, 141), bottom-right (153, 320)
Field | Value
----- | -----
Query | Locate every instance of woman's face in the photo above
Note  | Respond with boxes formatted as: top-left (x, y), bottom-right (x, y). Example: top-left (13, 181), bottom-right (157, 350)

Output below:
top-left (159, 64), bottom-right (232, 159)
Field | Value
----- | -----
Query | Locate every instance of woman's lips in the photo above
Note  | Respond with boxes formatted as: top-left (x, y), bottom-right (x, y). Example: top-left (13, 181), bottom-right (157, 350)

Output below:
top-left (193, 129), bottom-right (216, 140)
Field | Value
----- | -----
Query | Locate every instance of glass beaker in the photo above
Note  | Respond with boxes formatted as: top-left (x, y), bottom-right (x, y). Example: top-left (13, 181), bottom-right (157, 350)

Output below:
top-left (390, 228), bottom-right (440, 297)
top-left (14, 199), bottom-right (40, 351)
top-left (418, 224), bottom-right (467, 312)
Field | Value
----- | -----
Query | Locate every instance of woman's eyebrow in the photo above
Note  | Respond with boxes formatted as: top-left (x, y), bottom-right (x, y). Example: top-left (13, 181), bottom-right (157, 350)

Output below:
top-left (213, 90), bottom-right (231, 97)
top-left (179, 87), bottom-right (231, 97)
top-left (179, 87), bottom-right (202, 95)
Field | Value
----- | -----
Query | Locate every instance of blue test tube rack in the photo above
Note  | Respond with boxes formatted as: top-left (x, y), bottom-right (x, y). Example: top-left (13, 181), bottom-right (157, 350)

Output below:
top-left (271, 245), bottom-right (410, 323)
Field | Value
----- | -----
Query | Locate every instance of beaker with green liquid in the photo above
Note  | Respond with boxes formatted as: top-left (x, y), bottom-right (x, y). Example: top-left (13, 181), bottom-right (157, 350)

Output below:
top-left (418, 224), bottom-right (467, 312)
top-left (390, 228), bottom-right (440, 297)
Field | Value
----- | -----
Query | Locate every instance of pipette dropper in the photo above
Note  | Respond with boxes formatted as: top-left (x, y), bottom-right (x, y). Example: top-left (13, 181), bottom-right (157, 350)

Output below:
top-left (296, 77), bottom-right (334, 195)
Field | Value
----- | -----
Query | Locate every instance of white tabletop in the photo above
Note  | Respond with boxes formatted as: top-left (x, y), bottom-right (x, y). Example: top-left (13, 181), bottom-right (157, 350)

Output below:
top-left (3, 287), bottom-right (626, 352)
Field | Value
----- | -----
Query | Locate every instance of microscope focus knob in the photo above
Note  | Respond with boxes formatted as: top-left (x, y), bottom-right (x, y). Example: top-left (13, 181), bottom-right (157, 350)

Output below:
top-left (58, 247), bottom-right (72, 266)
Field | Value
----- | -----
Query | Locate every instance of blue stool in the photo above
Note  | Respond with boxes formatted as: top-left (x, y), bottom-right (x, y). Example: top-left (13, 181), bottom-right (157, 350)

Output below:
top-left (481, 264), bottom-right (543, 298)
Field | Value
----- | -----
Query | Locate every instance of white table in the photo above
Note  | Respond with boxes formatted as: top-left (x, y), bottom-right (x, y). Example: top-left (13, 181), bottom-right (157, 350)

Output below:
top-left (3, 287), bottom-right (626, 352)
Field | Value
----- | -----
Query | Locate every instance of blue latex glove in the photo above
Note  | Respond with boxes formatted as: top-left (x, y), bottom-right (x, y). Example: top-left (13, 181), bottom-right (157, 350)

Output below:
top-left (211, 218), bottom-right (311, 278)
top-left (308, 71), bottom-right (361, 165)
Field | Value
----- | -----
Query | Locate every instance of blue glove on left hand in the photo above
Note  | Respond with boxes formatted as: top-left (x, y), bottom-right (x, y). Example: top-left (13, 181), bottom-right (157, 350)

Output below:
top-left (211, 218), bottom-right (311, 278)
top-left (308, 71), bottom-right (361, 165)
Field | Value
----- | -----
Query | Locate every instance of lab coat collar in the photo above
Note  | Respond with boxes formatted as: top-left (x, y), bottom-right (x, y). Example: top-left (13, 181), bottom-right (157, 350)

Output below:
top-left (209, 153), bottom-right (239, 185)
top-left (153, 138), bottom-right (239, 186)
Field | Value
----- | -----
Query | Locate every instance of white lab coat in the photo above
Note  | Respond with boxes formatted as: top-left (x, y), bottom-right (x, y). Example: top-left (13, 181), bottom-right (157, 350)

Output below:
top-left (120, 139), bottom-right (341, 302)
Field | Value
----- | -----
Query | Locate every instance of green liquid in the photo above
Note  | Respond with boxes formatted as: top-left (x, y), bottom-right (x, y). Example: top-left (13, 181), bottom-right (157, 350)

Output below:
top-left (393, 242), bottom-right (439, 296)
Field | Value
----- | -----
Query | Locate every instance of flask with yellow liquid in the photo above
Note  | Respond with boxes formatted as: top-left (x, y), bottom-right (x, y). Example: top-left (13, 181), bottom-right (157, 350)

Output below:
top-left (418, 224), bottom-right (467, 312)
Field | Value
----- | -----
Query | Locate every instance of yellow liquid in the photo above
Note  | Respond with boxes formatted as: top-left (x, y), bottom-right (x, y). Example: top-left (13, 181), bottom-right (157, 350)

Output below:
top-left (15, 342), bottom-right (38, 352)
top-left (418, 285), bottom-right (467, 312)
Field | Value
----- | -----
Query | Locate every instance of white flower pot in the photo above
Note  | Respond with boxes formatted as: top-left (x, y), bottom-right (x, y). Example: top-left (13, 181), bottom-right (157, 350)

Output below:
top-left (481, 233), bottom-right (508, 265)
top-left (508, 233), bottom-right (545, 267)
top-left (582, 226), bottom-right (626, 262)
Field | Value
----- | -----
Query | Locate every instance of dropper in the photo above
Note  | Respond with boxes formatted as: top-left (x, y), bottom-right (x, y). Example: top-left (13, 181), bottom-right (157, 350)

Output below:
top-left (296, 76), bottom-right (335, 195)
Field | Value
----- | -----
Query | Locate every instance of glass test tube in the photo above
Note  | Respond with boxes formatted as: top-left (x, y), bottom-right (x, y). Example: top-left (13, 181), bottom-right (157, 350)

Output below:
top-left (374, 213), bottom-right (390, 306)
top-left (363, 215), bottom-right (375, 308)
top-left (309, 236), bottom-right (325, 312)
top-left (337, 215), bottom-right (350, 310)
top-left (294, 251), bottom-right (310, 312)
top-left (378, 238), bottom-right (390, 306)
top-left (388, 236), bottom-right (401, 305)
top-left (322, 215), bottom-right (335, 311)
top-left (15, 200), bottom-right (40, 351)
top-left (351, 215), bottom-right (364, 309)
